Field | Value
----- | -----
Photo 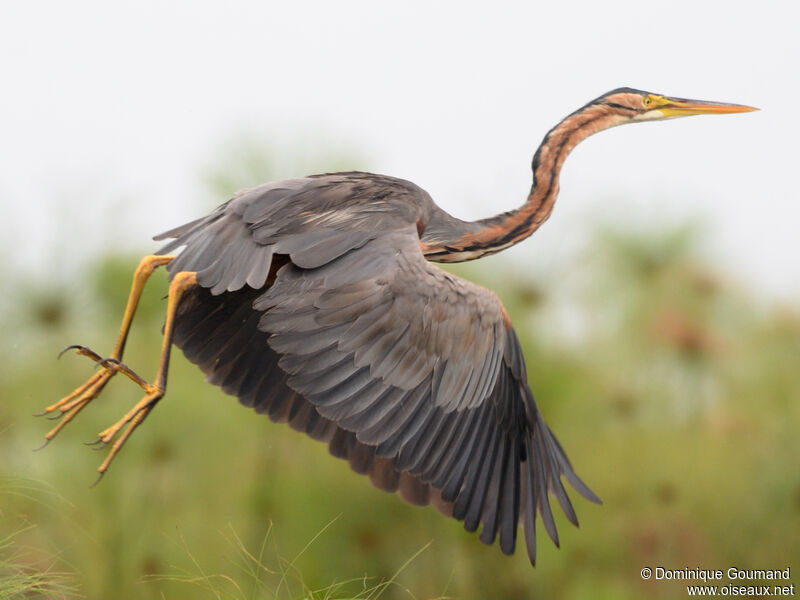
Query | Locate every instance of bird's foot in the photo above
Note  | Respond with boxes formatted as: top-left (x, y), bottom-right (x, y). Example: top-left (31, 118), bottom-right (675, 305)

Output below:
top-left (36, 345), bottom-right (153, 460)
top-left (35, 345), bottom-right (120, 446)
top-left (92, 390), bottom-right (161, 479)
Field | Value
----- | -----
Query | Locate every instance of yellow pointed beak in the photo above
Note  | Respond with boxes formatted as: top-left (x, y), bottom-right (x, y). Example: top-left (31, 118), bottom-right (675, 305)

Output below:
top-left (657, 96), bottom-right (758, 117)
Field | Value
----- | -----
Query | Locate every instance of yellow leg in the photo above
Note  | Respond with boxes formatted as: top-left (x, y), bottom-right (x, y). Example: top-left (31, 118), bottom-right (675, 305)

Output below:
top-left (111, 254), bottom-right (177, 358)
top-left (92, 270), bottom-right (198, 479)
top-left (39, 255), bottom-right (175, 442)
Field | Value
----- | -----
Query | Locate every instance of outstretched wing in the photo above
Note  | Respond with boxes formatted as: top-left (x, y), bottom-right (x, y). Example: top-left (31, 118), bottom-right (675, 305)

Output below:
top-left (158, 174), bottom-right (599, 564)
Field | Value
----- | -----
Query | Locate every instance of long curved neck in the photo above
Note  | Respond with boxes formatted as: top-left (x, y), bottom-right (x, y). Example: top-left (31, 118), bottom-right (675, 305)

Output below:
top-left (421, 102), bottom-right (627, 262)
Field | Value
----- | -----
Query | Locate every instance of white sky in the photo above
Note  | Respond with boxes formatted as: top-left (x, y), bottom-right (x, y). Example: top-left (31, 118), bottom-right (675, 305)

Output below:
top-left (1, 1), bottom-right (798, 299)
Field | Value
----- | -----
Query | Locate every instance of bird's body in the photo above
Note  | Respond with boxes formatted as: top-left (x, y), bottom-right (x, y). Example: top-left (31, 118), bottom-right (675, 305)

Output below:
top-left (42, 89), bottom-right (755, 565)
top-left (155, 171), bottom-right (596, 562)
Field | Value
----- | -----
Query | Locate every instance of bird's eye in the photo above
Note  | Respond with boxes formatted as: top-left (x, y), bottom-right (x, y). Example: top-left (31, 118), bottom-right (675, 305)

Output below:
top-left (643, 97), bottom-right (653, 107)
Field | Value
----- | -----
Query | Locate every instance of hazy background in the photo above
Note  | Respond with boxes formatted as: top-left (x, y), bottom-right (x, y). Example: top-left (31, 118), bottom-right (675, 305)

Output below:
top-left (1, 0), bottom-right (798, 298)
top-left (1, 2), bottom-right (798, 599)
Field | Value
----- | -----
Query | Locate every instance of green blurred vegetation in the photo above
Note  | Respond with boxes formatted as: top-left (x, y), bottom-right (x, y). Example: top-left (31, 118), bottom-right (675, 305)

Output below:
top-left (1, 148), bottom-right (798, 598)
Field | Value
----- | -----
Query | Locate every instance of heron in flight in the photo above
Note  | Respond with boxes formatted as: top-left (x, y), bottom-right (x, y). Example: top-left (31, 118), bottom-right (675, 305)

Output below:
top-left (40, 89), bottom-right (754, 564)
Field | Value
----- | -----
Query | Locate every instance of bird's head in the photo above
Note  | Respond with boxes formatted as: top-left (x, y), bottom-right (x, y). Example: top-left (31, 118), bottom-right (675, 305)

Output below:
top-left (597, 87), bottom-right (758, 123)
top-left (540, 88), bottom-right (757, 157)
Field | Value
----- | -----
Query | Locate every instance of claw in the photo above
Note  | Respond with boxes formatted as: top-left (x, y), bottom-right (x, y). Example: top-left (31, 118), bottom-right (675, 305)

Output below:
top-left (58, 344), bottom-right (85, 359)
top-left (46, 411), bottom-right (65, 421)
top-left (59, 344), bottom-right (105, 365)
top-left (32, 438), bottom-right (51, 452)
top-left (88, 433), bottom-right (113, 449)
top-left (89, 471), bottom-right (105, 488)
top-left (85, 437), bottom-right (110, 450)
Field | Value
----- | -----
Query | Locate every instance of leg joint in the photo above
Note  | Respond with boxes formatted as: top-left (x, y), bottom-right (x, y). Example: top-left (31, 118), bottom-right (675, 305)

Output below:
top-left (135, 254), bottom-right (175, 279)
top-left (170, 271), bottom-right (198, 293)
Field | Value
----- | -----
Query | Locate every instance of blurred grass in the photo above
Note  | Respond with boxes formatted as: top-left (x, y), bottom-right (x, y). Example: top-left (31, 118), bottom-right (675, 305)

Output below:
top-left (1, 146), bottom-right (798, 597)
top-left (2, 223), bottom-right (797, 599)
top-left (140, 519), bottom-right (435, 600)
top-left (0, 479), bottom-right (80, 598)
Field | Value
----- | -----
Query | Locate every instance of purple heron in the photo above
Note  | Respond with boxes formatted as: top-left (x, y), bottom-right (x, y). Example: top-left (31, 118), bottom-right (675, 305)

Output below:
top-left (40, 89), bottom-right (755, 564)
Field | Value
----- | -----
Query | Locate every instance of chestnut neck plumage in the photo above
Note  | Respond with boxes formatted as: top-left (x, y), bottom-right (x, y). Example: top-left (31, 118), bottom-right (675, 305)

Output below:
top-left (421, 102), bottom-right (629, 263)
